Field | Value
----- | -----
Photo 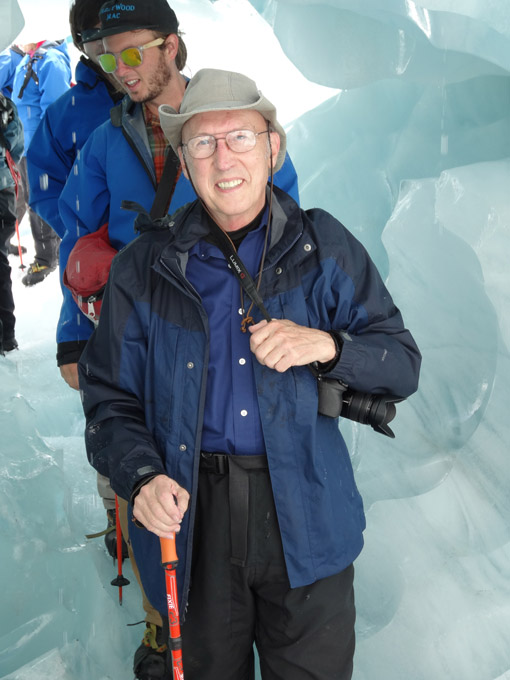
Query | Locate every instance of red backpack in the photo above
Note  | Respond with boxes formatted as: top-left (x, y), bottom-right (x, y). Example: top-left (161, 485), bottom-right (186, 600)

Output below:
top-left (63, 149), bottom-right (181, 325)
top-left (63, 223), bottom-right (117, 325)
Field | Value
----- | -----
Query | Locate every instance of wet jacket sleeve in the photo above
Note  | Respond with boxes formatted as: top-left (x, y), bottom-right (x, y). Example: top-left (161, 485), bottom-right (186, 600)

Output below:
top-left (27, 108), bottom-right (70, 237)
top-left (307, 209), bottom-right (421, 399)
top-left (57, 126), bottom-right (110, 350)
top-left (78, 252), bottom-right (166, 501)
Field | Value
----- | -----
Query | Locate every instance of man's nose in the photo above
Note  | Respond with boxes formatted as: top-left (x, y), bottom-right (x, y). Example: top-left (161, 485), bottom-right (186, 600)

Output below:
top-left (115, 58), bottom-right (132, 77)
top-left (214, 139), bottom-right (235, 167)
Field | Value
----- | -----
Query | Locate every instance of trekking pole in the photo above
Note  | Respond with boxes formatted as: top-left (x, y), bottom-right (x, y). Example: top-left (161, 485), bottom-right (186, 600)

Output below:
top-left (160, 535), bottom-right (184, 680)
top-left (110, 494), bottom-right (130, 604)
top-left (14, 218), bottom-right (25, 269)
top-left (5, 149), bottom-right (25, 269)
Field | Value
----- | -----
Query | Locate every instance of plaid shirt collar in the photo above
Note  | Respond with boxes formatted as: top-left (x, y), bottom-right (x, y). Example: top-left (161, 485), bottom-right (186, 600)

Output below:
top-left (143, 103), bottom-right (168, 185)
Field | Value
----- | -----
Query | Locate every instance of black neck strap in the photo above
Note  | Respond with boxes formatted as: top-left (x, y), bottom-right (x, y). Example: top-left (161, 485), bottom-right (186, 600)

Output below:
top-left (206, 217), bottom-right (271, 324)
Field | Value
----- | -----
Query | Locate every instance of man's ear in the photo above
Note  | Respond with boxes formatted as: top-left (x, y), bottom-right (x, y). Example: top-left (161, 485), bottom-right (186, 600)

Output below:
top-left (163, 33), bottom-right (179, 61)
top-left (268, 131), bottom-right (281, 169)
top-left (178, 147), bottom-right (189, 179)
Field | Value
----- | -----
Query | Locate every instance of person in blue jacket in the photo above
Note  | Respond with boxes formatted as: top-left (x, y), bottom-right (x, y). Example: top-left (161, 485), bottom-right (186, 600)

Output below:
top-left (0, 44), bottom-right (26, 248)
top-left (57, 0), bottom-right (298, 389)
top-left (79, 68), bottom-right (421, 680)
top-left (10, 38), bottom-right (71, 285)
top-left (26, 0), bottom-right (129, 557)
top-left (27, 1), bottom-right (123, 244)
top-left (0, 92), bottom-right (23, 353)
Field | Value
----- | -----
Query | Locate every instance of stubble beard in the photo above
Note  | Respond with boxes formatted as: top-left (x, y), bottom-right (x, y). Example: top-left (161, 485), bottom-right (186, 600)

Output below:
top-left (137, 51), bottom-right (173, 106)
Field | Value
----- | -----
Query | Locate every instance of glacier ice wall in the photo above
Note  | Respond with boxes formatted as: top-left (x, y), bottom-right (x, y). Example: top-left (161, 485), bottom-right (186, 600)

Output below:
top-left (1, 1), bottom-right (510, 679)
top-left (248, 2), bottom-right (510, 679)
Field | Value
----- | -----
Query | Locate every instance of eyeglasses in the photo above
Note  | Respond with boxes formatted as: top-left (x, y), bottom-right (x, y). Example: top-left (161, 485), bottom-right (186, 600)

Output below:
top-left (98, 38), bottom-right (165, 73)
top-left (182, 129), bottom-right (270, 159)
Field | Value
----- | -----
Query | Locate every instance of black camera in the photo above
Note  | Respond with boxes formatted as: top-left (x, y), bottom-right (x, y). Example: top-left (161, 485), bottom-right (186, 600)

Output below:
top-left (317, 377), bottom-right (402, 438)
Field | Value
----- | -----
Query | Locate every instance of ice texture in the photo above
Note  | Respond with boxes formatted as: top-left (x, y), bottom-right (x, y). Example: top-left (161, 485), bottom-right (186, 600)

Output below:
top-left (1, 0), bottom-right (510, 678)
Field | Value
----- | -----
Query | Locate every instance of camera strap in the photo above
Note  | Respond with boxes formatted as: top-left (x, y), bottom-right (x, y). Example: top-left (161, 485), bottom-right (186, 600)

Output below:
top-left (207, 217), bottom-right (323, 375)
top-left (207, 219), bottom-right (272, 325)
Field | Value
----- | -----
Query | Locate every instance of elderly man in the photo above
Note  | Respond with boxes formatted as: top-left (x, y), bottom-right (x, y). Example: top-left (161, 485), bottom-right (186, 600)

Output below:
top-left (80, 69), bottom-right (421, 679)
top-left (58, 5), bottom-right (297, 676)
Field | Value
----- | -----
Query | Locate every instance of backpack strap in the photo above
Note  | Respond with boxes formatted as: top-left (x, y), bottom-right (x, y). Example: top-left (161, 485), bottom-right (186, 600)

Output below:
top-left (17, 56), bottom-right (42, 99)
top-left (149, 147), bottom-right (181, 219)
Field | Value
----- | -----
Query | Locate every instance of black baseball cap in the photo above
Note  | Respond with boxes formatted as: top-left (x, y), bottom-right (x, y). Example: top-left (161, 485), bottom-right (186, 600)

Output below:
top-left (98, 0), bottom-right (179, 38)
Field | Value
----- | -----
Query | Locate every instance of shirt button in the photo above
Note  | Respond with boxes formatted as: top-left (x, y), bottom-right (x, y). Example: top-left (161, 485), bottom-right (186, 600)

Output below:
top-left (187, 362), bottom-right (194, 369)
top-left (240, 410), bottom-right (248, 417)
top-left (238, 308), bottom-right (244, 315)
top-left (239, 358), bottom-right (246, 365)
top-left (304, 243), bottom-right (312, 252)
top-left (275, 267), bottom-right (283, 275)
top-left (179, 444), bottom-right (187, 451)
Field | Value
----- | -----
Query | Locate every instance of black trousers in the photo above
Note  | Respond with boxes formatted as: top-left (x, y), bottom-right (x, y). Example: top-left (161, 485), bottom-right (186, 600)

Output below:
top-left (180, 453), bottom-right (356, 680)
top-left (19, 157), bottom-right (60, 267)
top-left (0, 188), bottom-right (16, 340)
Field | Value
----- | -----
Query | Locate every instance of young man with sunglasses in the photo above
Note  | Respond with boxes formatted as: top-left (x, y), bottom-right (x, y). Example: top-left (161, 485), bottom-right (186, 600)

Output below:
top-left (79, 69), bottom-right (421, 680)
top-left (56, 0), bottom-right (298, 389)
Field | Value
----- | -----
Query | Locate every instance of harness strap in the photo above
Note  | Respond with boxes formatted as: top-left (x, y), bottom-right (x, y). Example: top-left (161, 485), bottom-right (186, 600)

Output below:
top-left (200, 452), bottom-right (268, 566)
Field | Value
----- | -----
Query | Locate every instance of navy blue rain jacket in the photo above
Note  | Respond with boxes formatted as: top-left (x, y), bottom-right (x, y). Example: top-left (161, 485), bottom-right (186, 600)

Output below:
top-left (79, 187), bottom-right (421, 617)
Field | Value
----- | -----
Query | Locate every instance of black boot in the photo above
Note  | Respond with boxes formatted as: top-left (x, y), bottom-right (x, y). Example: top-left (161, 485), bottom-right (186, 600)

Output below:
top-left (104, 508), bottom-right (129, 560)
top-left (7, 242), bottom-right (27, 256)
top-left (21, 261), bottom-right (56, 286)
top-left (0, 319), bottom-right (17, 356)
top-left (133, 621), bottom-right (170, 679)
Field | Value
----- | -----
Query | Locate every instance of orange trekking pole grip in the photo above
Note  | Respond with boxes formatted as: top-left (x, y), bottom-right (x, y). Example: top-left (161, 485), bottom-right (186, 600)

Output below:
top-left (160, 535), bottom-right (184, 680)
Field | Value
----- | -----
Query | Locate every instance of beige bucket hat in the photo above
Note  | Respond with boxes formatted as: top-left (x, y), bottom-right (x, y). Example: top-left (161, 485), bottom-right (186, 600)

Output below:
top-left (159, 68), bottom-right (287, 172)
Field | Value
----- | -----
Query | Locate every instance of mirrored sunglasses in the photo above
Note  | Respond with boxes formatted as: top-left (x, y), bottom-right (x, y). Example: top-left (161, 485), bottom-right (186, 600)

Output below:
top-left (183, 129), bottom-right (270, 159)
top-left (98, 37), bottom-right (165, 73)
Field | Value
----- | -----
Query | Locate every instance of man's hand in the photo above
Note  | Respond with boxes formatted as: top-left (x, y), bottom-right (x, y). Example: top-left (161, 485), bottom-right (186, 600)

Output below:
top-left (133, 475), bottom-right (190, 538)
top-left (60, 363), bottom-right (79, 390)
top-left (248, 319), bottom-right (336, 372)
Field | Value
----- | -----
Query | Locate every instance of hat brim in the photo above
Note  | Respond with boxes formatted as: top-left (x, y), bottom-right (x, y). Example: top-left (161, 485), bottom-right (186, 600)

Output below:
top-left (97, 22), bottom-right (174, 39)
top-left (159, 94), bottom-right (287, 173)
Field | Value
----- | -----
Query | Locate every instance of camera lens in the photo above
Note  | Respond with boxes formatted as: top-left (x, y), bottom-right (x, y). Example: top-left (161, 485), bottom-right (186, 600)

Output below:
top-left (342, 390), bottom-right (400, 437)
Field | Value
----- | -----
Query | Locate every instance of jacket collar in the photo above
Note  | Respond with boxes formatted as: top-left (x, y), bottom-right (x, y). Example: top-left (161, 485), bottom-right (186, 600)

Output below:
top-left (160, 186), bottom-right (312, 269)
top-left (110, 94), bottom-right (139, 127)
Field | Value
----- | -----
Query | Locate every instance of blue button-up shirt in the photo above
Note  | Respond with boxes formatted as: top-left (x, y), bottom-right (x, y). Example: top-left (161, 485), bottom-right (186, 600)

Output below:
top-left (186, 217), bottom-right (268, 455)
